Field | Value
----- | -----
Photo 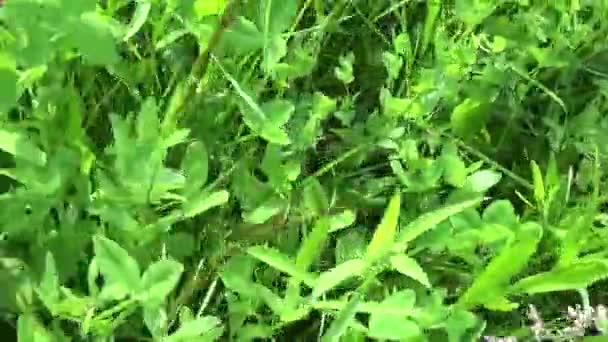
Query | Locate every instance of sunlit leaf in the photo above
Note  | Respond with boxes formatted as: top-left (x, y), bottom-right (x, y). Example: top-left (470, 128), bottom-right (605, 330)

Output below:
top-left (511, 259), bottom-right (608, 295)
top-left (366, 192), bottom-right (401, 261)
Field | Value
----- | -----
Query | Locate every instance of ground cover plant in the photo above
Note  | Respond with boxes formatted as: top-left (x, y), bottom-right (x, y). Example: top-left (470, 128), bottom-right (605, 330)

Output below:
top-left (2, 0), bottom-right (608, 341)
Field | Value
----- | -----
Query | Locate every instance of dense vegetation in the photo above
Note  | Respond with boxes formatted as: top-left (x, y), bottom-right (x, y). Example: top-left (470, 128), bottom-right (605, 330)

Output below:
top-left (2, 0), bottom-right (608, 341)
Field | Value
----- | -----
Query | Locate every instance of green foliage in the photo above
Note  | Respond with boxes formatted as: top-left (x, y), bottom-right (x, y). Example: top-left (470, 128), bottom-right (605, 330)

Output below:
top-left (2, 0), bottom-right (608, 340)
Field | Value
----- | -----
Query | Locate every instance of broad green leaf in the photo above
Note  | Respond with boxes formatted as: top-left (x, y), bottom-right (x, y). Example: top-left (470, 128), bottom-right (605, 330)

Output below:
top-left (368, 291), bottom-right (420, 340)
top-left (456, 222), bottom-right (542, 310)
top-left (482, 200), bottom-right (518, 228)
top-left (165, 317), bottom-right (224, 342)
top-left (194, 0), bottom-right (228, 18)
top-left (258, 0), bottom-right (298, 35)
top-left (463, 170), bottom-right (502, 193)
top-left (296, 217), bottom-right (330, 271)
top-left (442, 152), bottom-right (467, 188)
top-left (242, 197), bottom-right (284, 224)
top-left (390, 254), bottom-right (431, 288)
top-left (397, 197), bottom-right (482, 247)
top-left (222, 17), bottom-right (265, 54)
top-left (0, 54), bottom-right (17, 113)
top-left (70, 13), bottom-right (119, 65)
top-left (445, 309), bottom-right (480, 342)
top-left (93, 235), bottom-right (141, 296)
top-left (139, 259), bottom-right (184, 307)
top-left (0, 129), bottom-right (47, 166)
top-left (260, 99), bottom-right (294, 145)
top-left (450, 98), bottom-right (488, 139)
top-left (124, 1), bottom-right (151, 41)
top-left (181, 141), bottom-right (209, 190)
top-left (182, 190), bottom-right (229, 218)
top-left (366, 192), bottom-right (401, 261)
top-left (511, 259), bottom-right (608, 295)
top-left (313, 259), bottom-right (366, 298)
top-left (247, 246), bottom-right (317, 286)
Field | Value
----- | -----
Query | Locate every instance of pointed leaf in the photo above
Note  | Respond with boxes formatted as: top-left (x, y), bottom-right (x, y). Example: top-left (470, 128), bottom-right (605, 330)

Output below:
top-left (511, 259), bottom-right (608, 295)
top-left (456, 222), bottom-right (542, 309)
top-left (124, 1), bottom-right (151, 41)
top-left (139, 259), bottom-right (184, 307)
top-left (390, 254), bottom-right (431, 288)
top-left (247, 245), bottom-right (317, 286)
top-left (366, 192), bottom-right (401, 260)
top-left (398, 197), bottom-right (482, 247)
top-left (313, 259), bottom-right (367, 298)
top-left (182, 190), bottom-right (229, 218)
top-left (93, 235), bottom-right (141, 296)
top-left (296, 217), bottom-right (330, 271)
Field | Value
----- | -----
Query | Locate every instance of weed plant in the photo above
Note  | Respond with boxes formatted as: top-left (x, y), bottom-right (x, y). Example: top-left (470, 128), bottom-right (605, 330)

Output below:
top-left (1, 0), bottom-right (608, 341)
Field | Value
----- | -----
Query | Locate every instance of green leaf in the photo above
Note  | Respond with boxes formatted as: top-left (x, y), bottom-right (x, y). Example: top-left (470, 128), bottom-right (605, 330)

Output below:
top-left (136, 97), bottom-right (160, 142)
top-left (260, 99), bottom-right (294, 145)
top-left (368, 291), bottom-right (420, 340)
top-left (389, 254), bottom-right (431, 288)
top-left (0, 129), bottom-right (47, 166)
top-left (450, 98), bottom-right (488, 139)
top-left (194, 0), bottom-right (228, 18)
top-left (0, 54), bottom-right (17, 113)
top-left (397, 197), bottom-right (482, 247)
top-left (456, 222), bottom-right (542, 310)
top-left (322, 290), bottom-right (363, 342)
top-left (313, 259), bottom-right (367, 298)
top-left (165, 317), bottom-right (224, 342)
top-left (335, 52), bottom-right (355, 84)
top-left (221, 17), bottom-right (265, 54)
top-left (303, 177), bottom-right (330, 217)
top-left (124, 1), bottom-right (151, 41)
top-left (18, 314), bottom-right (53, 342)
top-left (366, 192), bottom-right (401, 261)
top-left (138, 259), bottom-right (184, 307)
top-left (296, 217), bottom-right (330, 271)
top-left (70, 12), bottom-right (119, 65)
top-left (329, 210), bottom-right (357, 233)
top-left (463, 170), bottom-right (502, 193)
top-left (258, 0), bottom-right (298, 35)
top-left (182, 190), bottom-right (229, 218)
top-left (511, 259), bottom-right (608, 295)
top-left (441, 147), bottom-right (467, 188)
top-left (181, 141), bottom-right (209, 190)
top-left (242, 197), bottom-right (285, 224)
top-left (93, 235), bottom-right (141, 297)
top-left (247, 245), bottom-right (317, 286)
top-left (530, 160), bottom-right (545, 204)
top-left (37, 252), bottom-right (60, 309)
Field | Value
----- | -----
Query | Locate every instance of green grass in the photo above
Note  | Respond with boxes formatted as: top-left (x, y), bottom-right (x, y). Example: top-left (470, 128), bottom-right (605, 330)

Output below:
top-left (2, 0), bottom-right (608, 341)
